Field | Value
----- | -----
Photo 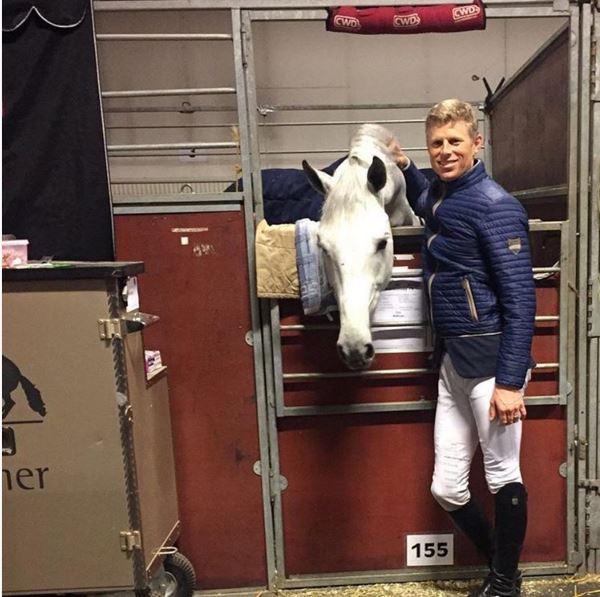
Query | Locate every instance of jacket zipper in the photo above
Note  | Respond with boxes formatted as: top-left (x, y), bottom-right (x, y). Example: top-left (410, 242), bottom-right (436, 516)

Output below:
top-left (428, 268), bottom-right (437, 326)
top-left (427, 185), bottom-right (445, 328)
top-left (462, 276), bottom-right (479, 321)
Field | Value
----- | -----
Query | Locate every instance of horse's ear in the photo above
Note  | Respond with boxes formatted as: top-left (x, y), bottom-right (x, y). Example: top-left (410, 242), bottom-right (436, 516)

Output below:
top-left (302, 160), bottom-right (333, 196)
top-left (367, 156), bottom-right (387, 194)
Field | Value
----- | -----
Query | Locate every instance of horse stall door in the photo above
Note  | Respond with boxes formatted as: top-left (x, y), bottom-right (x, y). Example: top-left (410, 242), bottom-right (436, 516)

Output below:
top-left (272, 238), bottom-right (565, 583)
top-left (114, 213), bottom-right (268, 589)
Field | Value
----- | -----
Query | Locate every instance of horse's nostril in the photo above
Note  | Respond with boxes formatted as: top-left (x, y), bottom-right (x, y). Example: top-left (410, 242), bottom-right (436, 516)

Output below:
top-left (365, 343), bottom-right (375, 360)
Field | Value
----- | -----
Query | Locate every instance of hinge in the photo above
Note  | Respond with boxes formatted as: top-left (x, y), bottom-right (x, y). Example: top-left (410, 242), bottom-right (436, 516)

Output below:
top-left (592, 33), bottom-right (597, 101)
top-left (582, 483), bottom-right (600, 549)
top-left (253, 460), bottom-right (288, 501)
top-left (270, 473), bottom-right (288, 500)
top-left (98, 318), bottom-right (127, 340)
top-left (572, 424), bottom-right (588, 461)
top-left (589, 277), bottom-right (600, 337)
top-left (120, 530), bottom-right (142, 552)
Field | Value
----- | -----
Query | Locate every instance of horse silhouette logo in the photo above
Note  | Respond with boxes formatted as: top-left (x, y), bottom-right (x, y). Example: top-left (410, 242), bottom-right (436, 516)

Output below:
top-left (3, 356), bottom-right (46, 456)
top-left (3, 356), bottom-right (46, 420)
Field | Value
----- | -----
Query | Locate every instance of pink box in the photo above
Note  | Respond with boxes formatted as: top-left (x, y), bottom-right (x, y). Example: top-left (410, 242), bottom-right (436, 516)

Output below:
top-left (2, 240), bottom-right (29, 268)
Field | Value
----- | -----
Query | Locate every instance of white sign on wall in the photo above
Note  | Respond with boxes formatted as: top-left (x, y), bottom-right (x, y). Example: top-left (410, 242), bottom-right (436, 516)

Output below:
top-left (372, 276), bottom-right (432, 353)
top-left (406, 533), bottom-right (454, 566)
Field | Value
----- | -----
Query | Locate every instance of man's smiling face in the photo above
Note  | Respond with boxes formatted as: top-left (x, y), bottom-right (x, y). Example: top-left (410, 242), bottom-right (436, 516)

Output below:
top-left (426, 120), bottom-right (483, 182)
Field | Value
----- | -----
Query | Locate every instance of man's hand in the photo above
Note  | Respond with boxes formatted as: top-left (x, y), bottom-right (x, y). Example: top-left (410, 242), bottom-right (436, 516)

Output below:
top-left (489, 385), bottom-right (527, 425)
top-left (387, 138), bottom-right (409, 169)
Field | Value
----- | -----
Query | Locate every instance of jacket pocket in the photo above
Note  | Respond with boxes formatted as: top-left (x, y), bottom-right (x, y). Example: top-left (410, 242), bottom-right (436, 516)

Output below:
top-left (462, 276), bottom-right (479, 321)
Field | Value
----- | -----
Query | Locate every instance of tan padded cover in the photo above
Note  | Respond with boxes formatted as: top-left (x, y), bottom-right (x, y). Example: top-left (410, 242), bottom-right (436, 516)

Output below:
top-left (255, 219), bottom-right (299, 299)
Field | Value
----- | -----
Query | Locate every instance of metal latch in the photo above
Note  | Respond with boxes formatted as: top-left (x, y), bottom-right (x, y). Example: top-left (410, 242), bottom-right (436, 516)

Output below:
top-left (120, 530), bottom-right (142, 552)
top-left (99, 312), bottom-right (160, 340)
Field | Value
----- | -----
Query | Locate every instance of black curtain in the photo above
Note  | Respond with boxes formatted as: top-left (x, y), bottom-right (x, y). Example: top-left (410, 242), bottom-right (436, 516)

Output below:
top-left (3, 0), bottom-right (114, 261)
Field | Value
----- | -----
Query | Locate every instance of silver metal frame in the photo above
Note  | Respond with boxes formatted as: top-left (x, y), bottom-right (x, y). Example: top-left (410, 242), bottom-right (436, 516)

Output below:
top-left (91, 0), bottom-right (598, 589)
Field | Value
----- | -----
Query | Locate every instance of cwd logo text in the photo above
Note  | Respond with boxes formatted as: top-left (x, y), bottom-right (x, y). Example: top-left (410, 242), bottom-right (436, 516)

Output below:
top-left (393, 14), bottom-right (421, 28)
top-left (333, 15), bottom-right (361, 29)
top-left (452, 5), bottom-right (481, 22)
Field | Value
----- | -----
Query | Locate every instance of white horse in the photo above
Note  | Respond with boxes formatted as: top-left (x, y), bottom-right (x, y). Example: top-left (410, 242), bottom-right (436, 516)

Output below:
top-left (302, 124), bottom-right (418, 370)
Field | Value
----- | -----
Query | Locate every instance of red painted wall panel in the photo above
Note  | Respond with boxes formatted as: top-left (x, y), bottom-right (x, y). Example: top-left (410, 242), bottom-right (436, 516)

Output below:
top-left (114, 213), bottom-right (267, 589)
top-left (279, 409), bottom-right (566, 574)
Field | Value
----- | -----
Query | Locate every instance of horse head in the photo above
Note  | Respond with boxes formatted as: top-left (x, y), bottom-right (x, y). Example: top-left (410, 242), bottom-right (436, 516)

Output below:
top-left (302, 154), bottom-right (394, 370)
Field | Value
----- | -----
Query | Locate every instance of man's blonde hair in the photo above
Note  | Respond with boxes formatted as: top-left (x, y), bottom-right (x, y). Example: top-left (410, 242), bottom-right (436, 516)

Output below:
top-left (425, 99), bottom-right (479, 139)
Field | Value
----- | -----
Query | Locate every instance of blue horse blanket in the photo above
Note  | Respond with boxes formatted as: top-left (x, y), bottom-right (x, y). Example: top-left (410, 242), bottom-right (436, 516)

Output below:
top-left (225, 157), bottom-right (346, 224)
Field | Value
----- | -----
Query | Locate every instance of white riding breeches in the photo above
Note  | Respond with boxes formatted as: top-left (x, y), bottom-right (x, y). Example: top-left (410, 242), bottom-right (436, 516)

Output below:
top-left (431, 353), bottom-right (527, 512)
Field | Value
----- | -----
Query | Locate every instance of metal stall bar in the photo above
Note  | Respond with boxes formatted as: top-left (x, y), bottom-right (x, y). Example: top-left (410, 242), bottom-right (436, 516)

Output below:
top-left (94, 0), bottom-right (484, 11)
top-left (589, 15), bottom-right (600, 571)
top-left (108, 142), bottom-right (237, 151)
top-left (231, 8), bottom-right (278, 590)
top-left (576, 3), bottom-right (596, 574)
top-left (281, 395), bottom-right (563, 418)
top-left (565, 4), bottom-right (584, 572)
top-left (281, 315), bottom-right (560, 332)
top-left (103, 88), bottom-right (236, 98)
top-left (238, 9), bottom-right (290, 586)
top-left (97, 33), bottom-right (233, 40)
top-left (250, 2), bottom-right (568, 21)
top-left (569, 3), bottom-right (590, 573)
top-left (281, 562), bottom-right (571, 590)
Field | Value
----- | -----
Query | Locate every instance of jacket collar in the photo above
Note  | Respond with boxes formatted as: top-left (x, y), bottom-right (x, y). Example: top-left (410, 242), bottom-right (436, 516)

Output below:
top-left (440, 160), bottom-right (488, 193)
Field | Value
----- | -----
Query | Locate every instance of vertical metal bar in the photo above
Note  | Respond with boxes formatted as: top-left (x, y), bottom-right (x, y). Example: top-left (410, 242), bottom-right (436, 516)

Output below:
top-left (231, 8), bottom-right (277, 588)
top-left (240, 9), bottom-right (288, 588)
top-left (567, 5), bottom-right (585, 570)
top-left (578, 3), bottom-right (593, 574)
top-left (588, 21), bottom-right (600, 574)
top-left (562, 222), bottom-right (576, 569)
top-left (240, 14), bottom-right (264, 218)
top-left (264, 298), bottom-right (287, 587)
top-left (271, 302), bottom-right (286, 417)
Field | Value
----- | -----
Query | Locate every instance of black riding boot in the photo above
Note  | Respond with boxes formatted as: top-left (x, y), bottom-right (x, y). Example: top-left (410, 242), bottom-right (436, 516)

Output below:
top-left (471, 483), bottom-right (528, 597)
top-left (448, 499), bottom-right (494, 566)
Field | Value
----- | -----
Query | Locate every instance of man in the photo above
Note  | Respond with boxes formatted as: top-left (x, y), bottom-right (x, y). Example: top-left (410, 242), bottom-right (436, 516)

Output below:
top-left (389, 99), bottom-right (536, 597)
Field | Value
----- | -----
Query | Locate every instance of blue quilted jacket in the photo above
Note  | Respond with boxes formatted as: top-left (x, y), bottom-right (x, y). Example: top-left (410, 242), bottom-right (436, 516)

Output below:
top-left (403, 160), bottom-right (536, 388)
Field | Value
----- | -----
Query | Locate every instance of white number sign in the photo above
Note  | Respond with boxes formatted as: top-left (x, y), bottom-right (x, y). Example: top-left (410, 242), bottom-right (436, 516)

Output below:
top-left (406, 533), bottom-right (454, 566)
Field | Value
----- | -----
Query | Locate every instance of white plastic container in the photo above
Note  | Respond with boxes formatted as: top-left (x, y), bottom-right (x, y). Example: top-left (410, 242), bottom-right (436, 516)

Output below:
top-left (2, 239), bottom-right (29, 268)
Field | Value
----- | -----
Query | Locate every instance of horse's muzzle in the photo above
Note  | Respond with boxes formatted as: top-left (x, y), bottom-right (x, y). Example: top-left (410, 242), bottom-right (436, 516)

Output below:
top-left (337, 342), bottom-right (375, 370)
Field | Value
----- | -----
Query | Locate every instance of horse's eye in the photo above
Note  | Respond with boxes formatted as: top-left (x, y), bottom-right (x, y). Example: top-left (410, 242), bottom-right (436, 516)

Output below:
top-left (376, 239), bottom-right (388, 252)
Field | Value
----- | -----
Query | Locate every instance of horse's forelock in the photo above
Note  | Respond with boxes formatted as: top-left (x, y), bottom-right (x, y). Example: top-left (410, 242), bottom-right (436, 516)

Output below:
top-left (321, 161), bottom-right (375, 222)
top-left (320, 124), bottom-right (398, 223)
top-left (350, 123), bottom-right (394, 155)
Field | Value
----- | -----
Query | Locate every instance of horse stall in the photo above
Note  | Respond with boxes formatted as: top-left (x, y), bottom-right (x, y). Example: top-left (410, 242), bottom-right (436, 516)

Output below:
top-left (92, 1), bottom-right (598, 593)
